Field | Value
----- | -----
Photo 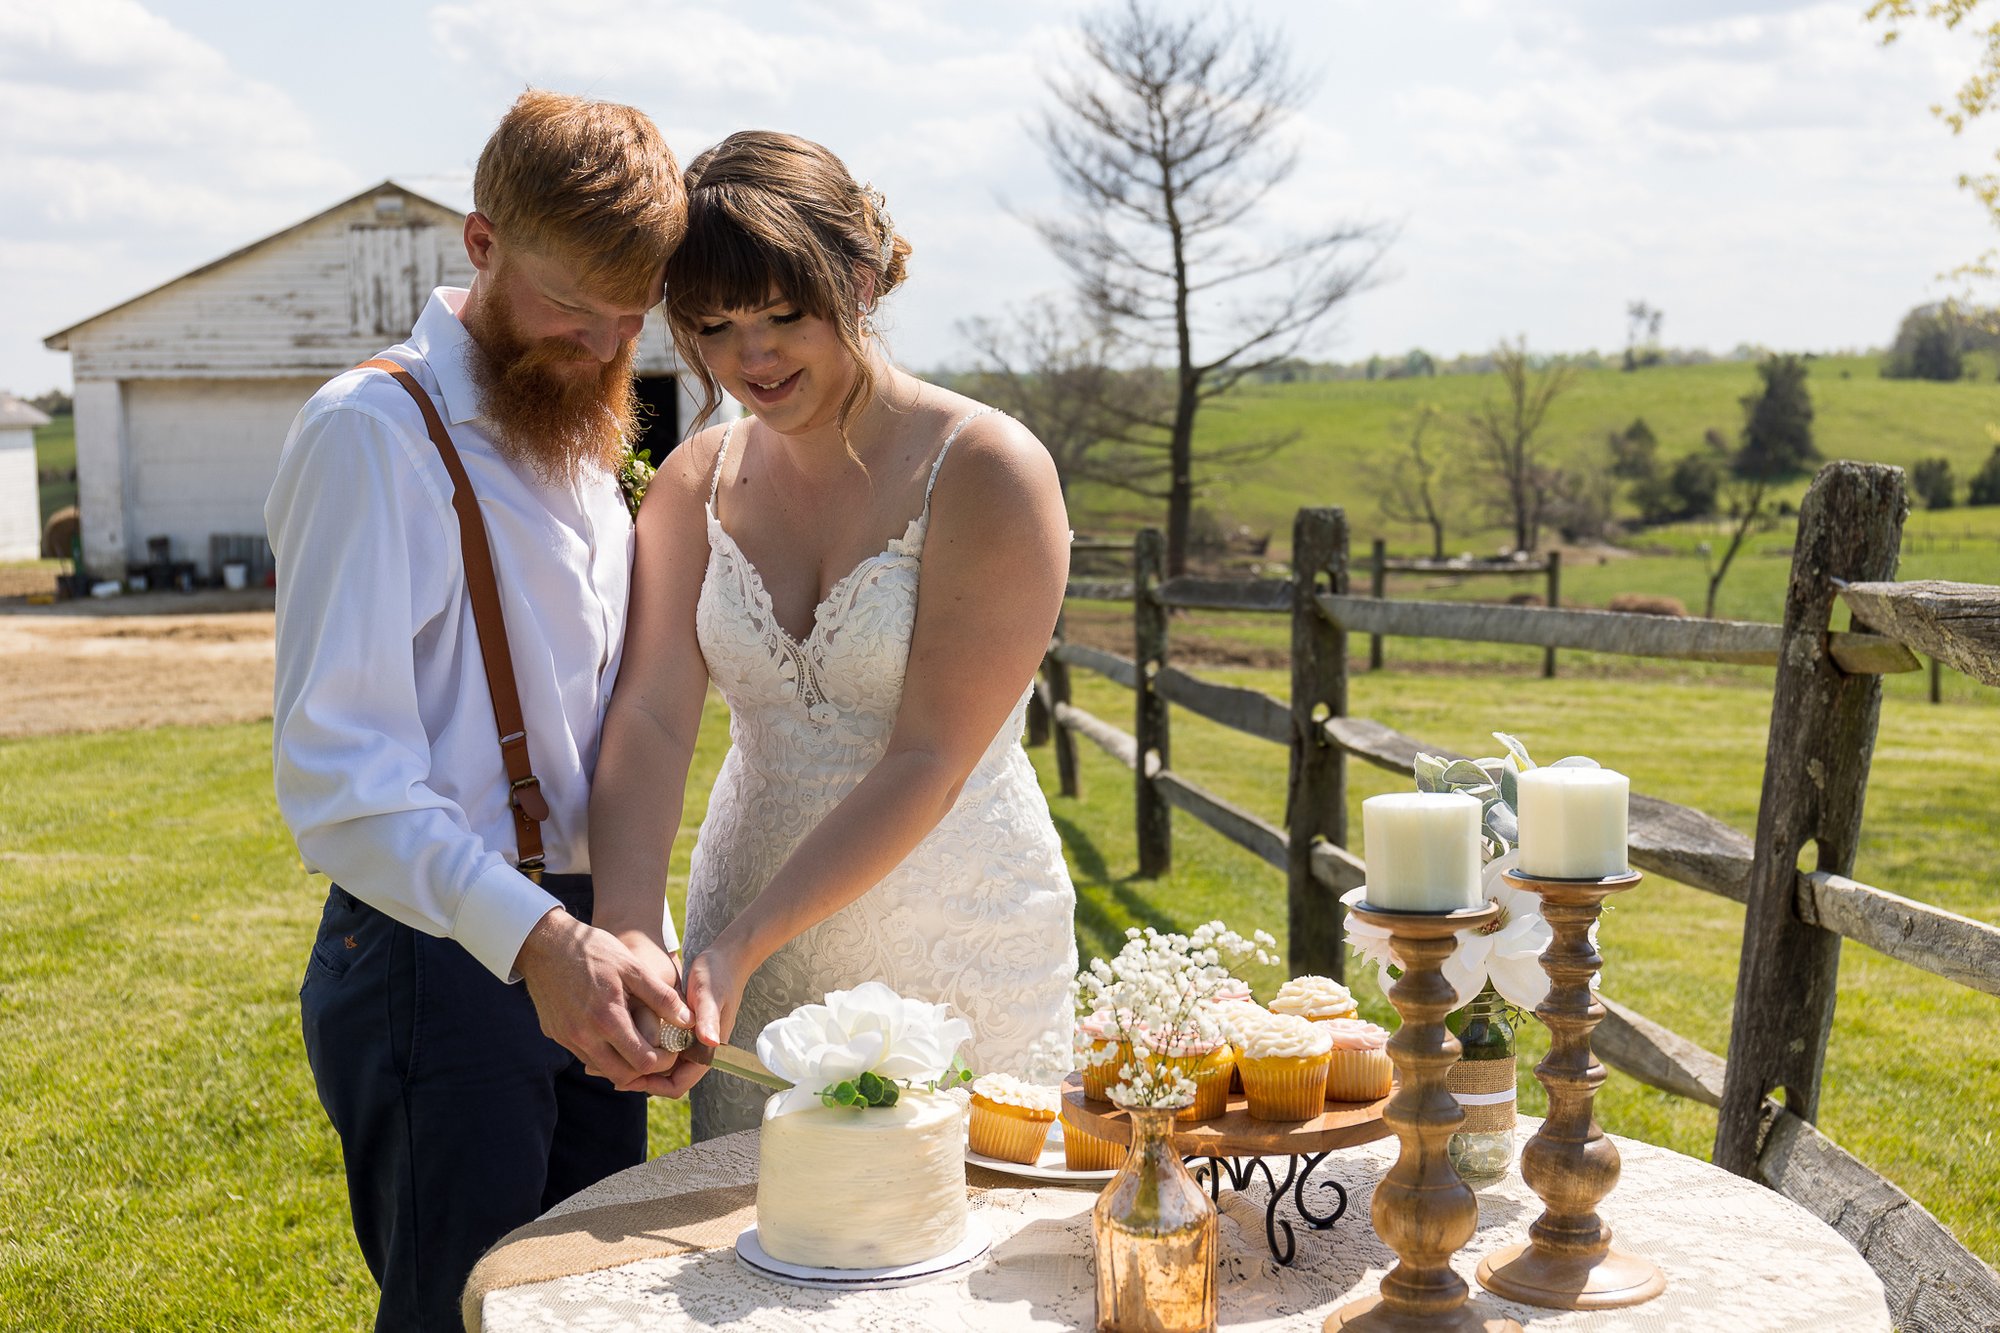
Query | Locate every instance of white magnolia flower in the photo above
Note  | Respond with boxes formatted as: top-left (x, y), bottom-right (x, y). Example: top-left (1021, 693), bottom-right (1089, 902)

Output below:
top-left (756, 981), bottom-right (971, 1117)
top-left (1344, 852), bottom-right (1596, 1011)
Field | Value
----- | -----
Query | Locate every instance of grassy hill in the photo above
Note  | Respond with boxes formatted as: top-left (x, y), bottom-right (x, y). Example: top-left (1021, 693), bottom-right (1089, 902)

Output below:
top-left (33, 414), bottom-right (75, 527)
top-left (1067, 356), bottom-right (2000, 558)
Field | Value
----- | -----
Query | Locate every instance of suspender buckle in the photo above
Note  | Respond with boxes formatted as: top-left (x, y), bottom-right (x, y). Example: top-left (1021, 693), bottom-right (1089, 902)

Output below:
top-left (510, 774), bottom-right (550, 822)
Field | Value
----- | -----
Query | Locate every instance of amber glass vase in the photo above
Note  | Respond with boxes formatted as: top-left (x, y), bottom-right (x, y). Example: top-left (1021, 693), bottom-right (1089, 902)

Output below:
top-left (1092, 1105), bottom-right (1218, 1333)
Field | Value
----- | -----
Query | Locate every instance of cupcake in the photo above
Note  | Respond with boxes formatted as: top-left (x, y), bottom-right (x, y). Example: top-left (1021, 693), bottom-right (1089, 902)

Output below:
top-left (1321, 1018), bottom-right (1394, 1101)
top-left (968, 1073), bottom-right (1061, 1164)
top-left (1060, 1106), bottom-right (1128, 1171)
top-left (1233, 1011), bottom-right (1334, 1121)
top-left (1208, 997), bottom-right (1266, 1095)
top-left (1166, 1035), bottom-right (1236, 1121)
top-left (1269, 974), bottom-right (1359, 1024)
top-left (1078, 1011), bottom-right (1125, 1103)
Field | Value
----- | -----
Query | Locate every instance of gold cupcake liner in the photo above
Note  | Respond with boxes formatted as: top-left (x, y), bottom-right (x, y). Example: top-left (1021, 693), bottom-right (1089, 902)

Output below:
top-left (1080, 1040), bottom-right (1125, 1102)
top-left (1325, 1046), bottom-right (1394, 1102)
top-left (968, 1102), bottom-right (1056, 1165)
top-left (1176, 1047), bottom-right (1236, 1121)
top-left (1060, 1111), bottom-right (1128, 1171)
top-left (1239, 1054), bottom-right (1331, 1121)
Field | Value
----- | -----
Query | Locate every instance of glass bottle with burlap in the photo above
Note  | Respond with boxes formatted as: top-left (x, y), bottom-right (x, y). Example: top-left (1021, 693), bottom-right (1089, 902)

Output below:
top-left (1445, 983), bottom-right (1516, 1188)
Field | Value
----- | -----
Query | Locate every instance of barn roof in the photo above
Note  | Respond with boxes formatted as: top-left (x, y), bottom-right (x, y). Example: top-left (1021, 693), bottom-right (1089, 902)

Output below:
top-left (0, 393), bottom-right (53, 429)
top-left (42, 180), bottom-right (463, 350)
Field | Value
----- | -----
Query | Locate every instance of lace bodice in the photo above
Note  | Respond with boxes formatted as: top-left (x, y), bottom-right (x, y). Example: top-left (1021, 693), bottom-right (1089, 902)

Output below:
top-left (682, 409), bottom-right (1078, 1142)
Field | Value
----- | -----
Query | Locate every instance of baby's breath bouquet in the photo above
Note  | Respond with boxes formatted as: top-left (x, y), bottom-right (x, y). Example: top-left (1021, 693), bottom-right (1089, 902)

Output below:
top-left (1074, 921), bottom-right (1275, 1109)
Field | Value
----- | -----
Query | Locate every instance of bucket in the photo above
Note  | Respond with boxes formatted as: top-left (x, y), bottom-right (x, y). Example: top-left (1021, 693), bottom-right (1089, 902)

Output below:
top-left (222, 562), bottom-right (249, 591)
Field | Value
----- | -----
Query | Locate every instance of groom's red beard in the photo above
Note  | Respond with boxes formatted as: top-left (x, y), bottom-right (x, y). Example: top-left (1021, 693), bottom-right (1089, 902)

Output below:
top-left (462, 287), bottom-right (639, 483)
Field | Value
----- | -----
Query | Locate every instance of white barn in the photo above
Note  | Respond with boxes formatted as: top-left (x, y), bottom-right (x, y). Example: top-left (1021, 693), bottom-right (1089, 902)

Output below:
top-left (0, 392), bottom-right (52, 562)
top-left (45, 181), bottom-right (701, 580)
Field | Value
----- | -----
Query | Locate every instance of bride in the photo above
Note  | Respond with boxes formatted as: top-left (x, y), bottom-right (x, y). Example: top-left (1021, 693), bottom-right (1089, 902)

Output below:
top-left (587, 130), bottom-right (1079, 1140)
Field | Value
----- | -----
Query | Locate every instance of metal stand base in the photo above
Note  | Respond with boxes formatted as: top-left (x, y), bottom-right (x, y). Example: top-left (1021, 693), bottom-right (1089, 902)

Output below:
top-left (1189, 1152), bottom-right (1348, 1265)
top-left (1477, 1241), bottom-right (1666, 1310)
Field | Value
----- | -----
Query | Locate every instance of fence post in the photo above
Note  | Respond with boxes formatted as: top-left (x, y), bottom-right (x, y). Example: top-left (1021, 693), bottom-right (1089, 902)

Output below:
top-left (1026, 663), bottom-right (1051, 746)
top-left (1048, 613), bottom-right (1080, 798)
top-left (1543, 549), bottom-right (1562, 679)
top-left (1134, 529), bottom-right (1171, 877)
top-left (1370, 537), bottom-right (1386, 672)
top-left (1714, 463), bottom-right (1908, 1176)
top-left (1930, 655), bottom-right (1942, 705)
top-left (1287, 508), bottom-right (1349, 980)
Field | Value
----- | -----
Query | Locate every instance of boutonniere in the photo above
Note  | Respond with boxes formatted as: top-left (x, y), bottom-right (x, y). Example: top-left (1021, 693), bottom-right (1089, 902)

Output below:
top-left (616, 443), bottom-right (655, 519)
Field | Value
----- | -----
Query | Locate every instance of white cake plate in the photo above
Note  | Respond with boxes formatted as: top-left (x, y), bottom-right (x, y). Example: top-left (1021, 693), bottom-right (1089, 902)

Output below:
top-left (965, 1118), bottom-right (1118, 1183)
top-left (734, 1219), bottom-right (991, 1291)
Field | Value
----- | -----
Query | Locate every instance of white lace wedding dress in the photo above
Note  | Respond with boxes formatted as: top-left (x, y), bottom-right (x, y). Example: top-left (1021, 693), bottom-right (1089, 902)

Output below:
top-left (682, 409), bottom-right (1080, 1142)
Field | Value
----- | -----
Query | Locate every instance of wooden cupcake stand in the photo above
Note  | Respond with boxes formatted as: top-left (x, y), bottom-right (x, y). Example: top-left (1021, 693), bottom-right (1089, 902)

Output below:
top-left (1060, 1075), bottom-right (1391, 1264)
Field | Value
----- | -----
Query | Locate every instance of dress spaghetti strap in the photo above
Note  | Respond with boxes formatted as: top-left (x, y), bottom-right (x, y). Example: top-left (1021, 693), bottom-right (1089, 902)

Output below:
top-left (920, 406), bottom-right (1000, 522)
top-left (707, 419), bottom-right (739, 508)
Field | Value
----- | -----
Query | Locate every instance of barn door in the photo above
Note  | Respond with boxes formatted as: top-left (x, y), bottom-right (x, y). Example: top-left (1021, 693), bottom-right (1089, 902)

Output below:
top-left (347, 224), bottom-right (445, 337)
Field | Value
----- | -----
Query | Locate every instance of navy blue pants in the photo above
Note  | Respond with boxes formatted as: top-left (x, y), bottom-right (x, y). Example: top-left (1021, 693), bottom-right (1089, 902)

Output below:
top-left (300, 877), bottom-right (647, 1332)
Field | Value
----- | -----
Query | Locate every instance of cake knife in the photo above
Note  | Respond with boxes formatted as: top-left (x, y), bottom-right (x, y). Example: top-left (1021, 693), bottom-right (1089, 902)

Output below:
top-left (656, 1020), bottom-right (791, 1090)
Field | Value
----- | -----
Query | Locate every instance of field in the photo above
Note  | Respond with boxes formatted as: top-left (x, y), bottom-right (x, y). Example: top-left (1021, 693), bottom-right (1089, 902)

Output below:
top-left (1067, 355), bottom-right (2000, 561)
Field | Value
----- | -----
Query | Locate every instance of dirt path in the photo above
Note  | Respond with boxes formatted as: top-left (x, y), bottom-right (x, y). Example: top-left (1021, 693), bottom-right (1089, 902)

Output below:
top-left (0, 591), bottom-right (276, 738)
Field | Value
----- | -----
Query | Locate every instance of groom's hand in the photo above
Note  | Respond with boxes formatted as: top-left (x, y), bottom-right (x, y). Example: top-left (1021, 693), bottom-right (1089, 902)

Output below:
top-left (514, 907), bottom-right (691, 1091)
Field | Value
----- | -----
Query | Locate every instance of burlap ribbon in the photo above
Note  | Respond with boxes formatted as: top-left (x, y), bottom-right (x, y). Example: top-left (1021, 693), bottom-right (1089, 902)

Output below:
top-left (1446, 1056), bottom-right (1517, 1134)
top-left (461, 1167), bottom-right (1016, 1332)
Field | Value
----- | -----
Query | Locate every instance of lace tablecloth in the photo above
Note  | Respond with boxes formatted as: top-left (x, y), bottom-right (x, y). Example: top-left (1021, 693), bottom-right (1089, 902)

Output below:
top-left (479, 1121), bottom-right (1888, 1332)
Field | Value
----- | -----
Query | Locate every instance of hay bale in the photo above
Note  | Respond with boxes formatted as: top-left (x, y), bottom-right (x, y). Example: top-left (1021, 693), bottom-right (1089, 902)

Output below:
top-left (1608, 592), bottom-right (1687, 617)
top-left (40, 506), bottom-right (79, 560)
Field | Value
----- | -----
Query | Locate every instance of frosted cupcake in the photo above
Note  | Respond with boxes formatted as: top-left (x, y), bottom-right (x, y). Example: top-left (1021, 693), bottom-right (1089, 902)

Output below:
top-left (1164, 1034), bottom-right (1236, 1121)
top-left (968, 1073), bottom-right (1061, 1164)
top-left (1269, 974), bottom-right (1359, 1024)
top-left (1208, 996), bottom-right (1266, 1094)
top-left (1233, 1011), bottom-right (1334, 1121)
top-left (1078, 1011), bottom-right (1125, 1103)
top-left (1060, 1105), bottom-right (1128, 1171)
top-left (1321, 1018), bottom-right (1394, 1102)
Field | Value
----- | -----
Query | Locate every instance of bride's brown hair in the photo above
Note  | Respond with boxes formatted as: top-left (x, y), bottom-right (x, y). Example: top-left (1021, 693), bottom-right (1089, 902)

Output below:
top-left (664, 130), bottom-right (911, 441)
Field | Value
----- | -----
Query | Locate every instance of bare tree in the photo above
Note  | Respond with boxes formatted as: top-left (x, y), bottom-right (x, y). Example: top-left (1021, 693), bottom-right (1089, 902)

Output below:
top-left (1034, 0), bottom-right (1390, 574)
top-left (1701, 472), bottom-right (1771, 619)
top-left (957, 296), bottom-right (1175, 500)
top-left (1623, 300), bottom-right (1663, 371)
top-left (1465, 337), bottom-right (1577, 554)
top-left (1368, 402), bottom-right (1455, 559)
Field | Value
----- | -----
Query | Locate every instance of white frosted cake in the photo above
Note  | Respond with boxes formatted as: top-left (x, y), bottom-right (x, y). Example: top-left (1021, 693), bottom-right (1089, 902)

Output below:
top-left (749, 982), bottom-right (977, 1271)
top-left (755, 1088), bottom-right (969, 1269)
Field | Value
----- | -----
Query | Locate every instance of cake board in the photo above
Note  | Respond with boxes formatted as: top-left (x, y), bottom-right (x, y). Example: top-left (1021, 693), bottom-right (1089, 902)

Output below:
top-left (734, 1220), bottom-right (992, 1291)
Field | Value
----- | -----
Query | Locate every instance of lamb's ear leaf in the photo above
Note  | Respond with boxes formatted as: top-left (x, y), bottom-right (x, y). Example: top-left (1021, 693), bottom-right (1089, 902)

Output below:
top-left (1551, 755), bottom-right (1601, 769)
top-left (1493, 732), bottom-right (1535, 771)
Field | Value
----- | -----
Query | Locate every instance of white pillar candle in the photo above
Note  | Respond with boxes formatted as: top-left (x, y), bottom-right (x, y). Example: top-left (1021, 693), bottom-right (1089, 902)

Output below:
top-left (1362, 792), bottom-right (1483, 911)
top-left (1516, 766), bottom-right (1630, 879)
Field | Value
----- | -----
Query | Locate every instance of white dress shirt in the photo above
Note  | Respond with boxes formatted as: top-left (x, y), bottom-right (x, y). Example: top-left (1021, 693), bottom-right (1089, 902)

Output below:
top-left (267, 286), bottom-right (672, 983)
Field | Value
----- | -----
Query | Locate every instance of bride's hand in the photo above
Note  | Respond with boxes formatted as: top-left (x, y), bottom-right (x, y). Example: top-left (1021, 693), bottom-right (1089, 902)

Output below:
top-left (657, 944), bottom-right (749, 1098)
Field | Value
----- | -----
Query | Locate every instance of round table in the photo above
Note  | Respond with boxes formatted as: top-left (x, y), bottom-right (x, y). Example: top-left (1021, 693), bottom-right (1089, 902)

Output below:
top-left (474, 1121), bottom-right (1888, 1332)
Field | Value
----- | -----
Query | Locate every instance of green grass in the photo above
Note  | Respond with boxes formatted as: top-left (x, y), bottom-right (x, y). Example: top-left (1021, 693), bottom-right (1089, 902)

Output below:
top-left (3, 657), bottom-right (1994, 1326)
top-left (32, 415), bottom-right (74, 528)
top-left (1067, 356), bottom-right (2000, 559)
top-left (0, 703), bottom-right (731, 1331)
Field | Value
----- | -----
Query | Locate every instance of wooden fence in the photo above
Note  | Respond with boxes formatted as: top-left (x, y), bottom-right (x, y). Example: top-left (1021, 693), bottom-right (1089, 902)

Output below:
top-left (1031, 461), bottom-right (2000, 1329)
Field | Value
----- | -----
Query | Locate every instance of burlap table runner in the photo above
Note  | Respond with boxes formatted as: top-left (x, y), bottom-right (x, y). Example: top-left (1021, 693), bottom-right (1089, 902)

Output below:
top-left (461, 1149), bottom-right (1017, 1332)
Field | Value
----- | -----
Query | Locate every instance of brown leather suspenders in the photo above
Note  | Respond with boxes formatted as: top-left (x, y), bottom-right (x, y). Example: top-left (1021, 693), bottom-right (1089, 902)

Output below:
top-left (357, 358), bottom-right (550, 883)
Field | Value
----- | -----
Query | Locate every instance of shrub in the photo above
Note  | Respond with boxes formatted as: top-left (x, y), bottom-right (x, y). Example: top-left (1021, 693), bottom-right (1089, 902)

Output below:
top-left (1737, 353), bottom-right (1818, 478)
top-left (1911, 457), bottom-right (1956, 510)
top-left (1970, 446), bottom-right (2000, 506)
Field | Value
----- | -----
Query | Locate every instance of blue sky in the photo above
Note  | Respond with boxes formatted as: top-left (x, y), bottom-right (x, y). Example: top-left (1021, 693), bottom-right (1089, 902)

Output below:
top-left (2, 0), bottom-right (1995, 394)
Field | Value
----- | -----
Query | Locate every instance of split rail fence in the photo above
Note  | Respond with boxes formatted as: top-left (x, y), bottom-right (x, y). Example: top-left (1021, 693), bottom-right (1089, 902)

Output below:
top-left (1029, 461), bottom-right (2000, 1330)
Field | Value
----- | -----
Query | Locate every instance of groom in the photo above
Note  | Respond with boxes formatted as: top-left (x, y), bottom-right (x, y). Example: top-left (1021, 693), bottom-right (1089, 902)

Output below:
top-left (267, 91), bottom-right (690, 1331)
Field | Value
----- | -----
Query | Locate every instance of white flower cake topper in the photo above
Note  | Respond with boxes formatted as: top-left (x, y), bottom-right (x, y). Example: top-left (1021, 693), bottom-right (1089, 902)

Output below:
top-left (756, 981), bottom-right (973, 1117)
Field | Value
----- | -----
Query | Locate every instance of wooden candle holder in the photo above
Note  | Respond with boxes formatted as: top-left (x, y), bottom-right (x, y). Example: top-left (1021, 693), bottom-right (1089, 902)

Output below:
top-left (1476, 868), bottom-right (1666, 1310)
top-left (1326, 901), bottom-right (1521, 1333)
